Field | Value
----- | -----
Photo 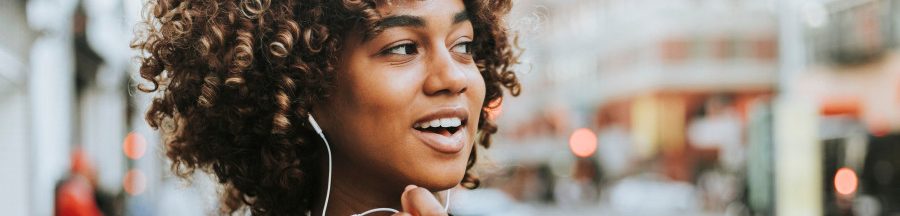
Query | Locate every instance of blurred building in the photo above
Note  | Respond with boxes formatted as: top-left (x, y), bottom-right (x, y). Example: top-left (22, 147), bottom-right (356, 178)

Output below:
top-left (486, 0), bottom-right (900, 215)
top-left (0, 0), bottom-right (200, 215)
top-left (0, 1), bottom-right (38, 215)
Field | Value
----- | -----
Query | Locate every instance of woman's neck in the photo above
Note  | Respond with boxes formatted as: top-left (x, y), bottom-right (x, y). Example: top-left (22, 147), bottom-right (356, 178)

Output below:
top-left (310, 159), bottom-right (404, 216)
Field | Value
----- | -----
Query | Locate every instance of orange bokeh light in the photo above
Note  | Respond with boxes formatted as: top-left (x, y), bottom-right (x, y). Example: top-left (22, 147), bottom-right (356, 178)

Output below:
top-left (123, 132), bottom-right (147, 160)
top-left (485, 98), bottom-right (503, 120)
top-left (834, 167), bottom-right (858, 195)
top-left (569, 128), bottom-right (598, 158)
top-left (123, 169), bottom-right (147, 196)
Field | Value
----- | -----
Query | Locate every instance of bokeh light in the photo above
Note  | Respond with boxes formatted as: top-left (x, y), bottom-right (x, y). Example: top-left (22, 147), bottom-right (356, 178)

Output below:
top-left (485, 98), bottom-right (503, 120)
top-left (569, 128), bottom-right (598, 158)
top-left (123, 131), bottom-right (147, 160)
top-left (835, 167), bottom-right (858, 195)
top-left (123, 169), bottom-right (147, 196)
top-left (868, 117), bottom-right (890, 137)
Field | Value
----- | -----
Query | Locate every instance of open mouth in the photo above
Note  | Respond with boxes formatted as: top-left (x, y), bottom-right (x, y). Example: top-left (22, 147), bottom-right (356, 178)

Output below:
top-left (413, 117), bottom-right (466, 136)
top-left (412, 107), bottom-right (470, 154)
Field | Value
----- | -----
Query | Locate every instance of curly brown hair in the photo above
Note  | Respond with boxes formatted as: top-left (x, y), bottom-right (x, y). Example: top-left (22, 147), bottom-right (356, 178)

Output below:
top-left (132, 0), bottom-right (521, 214)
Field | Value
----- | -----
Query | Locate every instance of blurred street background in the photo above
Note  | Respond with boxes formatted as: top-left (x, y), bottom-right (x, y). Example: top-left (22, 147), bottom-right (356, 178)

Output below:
top-left (2, 0), bottom-right (900, 215)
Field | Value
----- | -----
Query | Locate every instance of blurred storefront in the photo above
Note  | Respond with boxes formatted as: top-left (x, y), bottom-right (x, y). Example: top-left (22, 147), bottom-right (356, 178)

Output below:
top-left (794, 0), bottom-right (900, 215)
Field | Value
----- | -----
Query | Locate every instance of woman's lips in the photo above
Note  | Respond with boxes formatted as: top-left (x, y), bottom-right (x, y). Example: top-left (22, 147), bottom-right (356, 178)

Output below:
top-left (412, 126), bottom-right (466, 154)
top-left (412, 106), bottom-right (469, 154)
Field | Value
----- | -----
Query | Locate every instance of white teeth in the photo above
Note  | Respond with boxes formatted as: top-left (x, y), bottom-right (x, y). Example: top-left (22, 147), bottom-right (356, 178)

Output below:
top-left (440, 118), bottom-right (462, 127)
top-left (429, 119), bottom-right (441, 127)
top-left (416, 117), bottom-right (463, 129)
top-left (440, 118), bottom-right (453, 127)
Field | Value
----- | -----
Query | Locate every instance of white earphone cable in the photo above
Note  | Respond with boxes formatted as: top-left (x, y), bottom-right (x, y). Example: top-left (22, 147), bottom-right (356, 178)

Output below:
top-left (350, 208), bottom-right (399, 216)
top-left (308, 115), bottom-right (451, 216)
top-left (308, 116), bottom-right (332, 216)
top-left (444, 190), bottom-right (451, 212)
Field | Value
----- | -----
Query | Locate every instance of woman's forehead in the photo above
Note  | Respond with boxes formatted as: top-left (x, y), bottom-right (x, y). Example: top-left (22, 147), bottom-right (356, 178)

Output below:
top-left (374, 0), bottom-right (466, 16)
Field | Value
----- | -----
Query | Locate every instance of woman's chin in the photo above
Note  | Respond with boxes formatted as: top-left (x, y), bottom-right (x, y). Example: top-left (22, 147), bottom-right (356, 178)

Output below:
top-left (408, 169), bottom-right (465, 191)
top-left (419, 180), bottom-right (461, 191)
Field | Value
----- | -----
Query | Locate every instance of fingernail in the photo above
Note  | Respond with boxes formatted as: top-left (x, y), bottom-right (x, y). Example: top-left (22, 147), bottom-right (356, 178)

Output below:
top-left (404, 185), bottom-right (418, 191)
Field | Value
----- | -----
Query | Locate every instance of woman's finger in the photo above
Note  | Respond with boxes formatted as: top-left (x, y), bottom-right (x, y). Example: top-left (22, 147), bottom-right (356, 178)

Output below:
top-left (400, 185), bottom-right (447, 216)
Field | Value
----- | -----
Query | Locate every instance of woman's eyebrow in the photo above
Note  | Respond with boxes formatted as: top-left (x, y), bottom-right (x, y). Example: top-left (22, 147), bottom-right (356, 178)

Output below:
top-left (452, 10), bottom-right (468, 24)
top-left (377, 10), bottom-right (468, 29)
top-left (378, 15), bottom-right (425, 29)
top-left (366, 10), bottom-right (469, 41)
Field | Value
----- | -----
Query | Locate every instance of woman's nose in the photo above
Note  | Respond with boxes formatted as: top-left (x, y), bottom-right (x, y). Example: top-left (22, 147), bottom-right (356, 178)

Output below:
top-left (422, 46), bottom-right (468, 96)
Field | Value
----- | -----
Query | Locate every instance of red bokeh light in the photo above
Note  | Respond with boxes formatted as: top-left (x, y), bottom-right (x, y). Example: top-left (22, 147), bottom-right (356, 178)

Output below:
top-left (867, 117), bottom-right (890, 137)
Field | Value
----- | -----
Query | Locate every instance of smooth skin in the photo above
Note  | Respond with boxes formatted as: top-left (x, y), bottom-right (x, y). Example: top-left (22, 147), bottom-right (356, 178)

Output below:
top-left (310, 0), bottom-right (484, 215)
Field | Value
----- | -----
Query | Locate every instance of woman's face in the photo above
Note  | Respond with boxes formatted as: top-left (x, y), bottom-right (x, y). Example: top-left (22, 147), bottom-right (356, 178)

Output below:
top-left (317, 0), bottom-right (484, 190)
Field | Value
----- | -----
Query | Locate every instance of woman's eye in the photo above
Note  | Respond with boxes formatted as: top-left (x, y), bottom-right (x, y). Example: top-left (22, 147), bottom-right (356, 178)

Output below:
top-left (383, 43), bottom-right (418, 55)
top-left (451, 42), bottom-right (472, 54)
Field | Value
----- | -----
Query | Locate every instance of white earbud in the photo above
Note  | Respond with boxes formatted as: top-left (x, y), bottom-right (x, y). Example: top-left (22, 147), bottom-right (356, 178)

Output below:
top-left (308, 114), bottom-right (323, 134)
top-left (307, 114), bottom-right (451, 216)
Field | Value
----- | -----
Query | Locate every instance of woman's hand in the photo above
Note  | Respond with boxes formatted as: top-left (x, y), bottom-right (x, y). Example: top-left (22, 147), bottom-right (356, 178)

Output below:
top-left (392, 185), bottom-right (448, 216)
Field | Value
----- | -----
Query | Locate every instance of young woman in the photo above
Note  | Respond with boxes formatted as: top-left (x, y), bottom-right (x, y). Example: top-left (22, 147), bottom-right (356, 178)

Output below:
top-left (133, 0), bottom-right (521, 215)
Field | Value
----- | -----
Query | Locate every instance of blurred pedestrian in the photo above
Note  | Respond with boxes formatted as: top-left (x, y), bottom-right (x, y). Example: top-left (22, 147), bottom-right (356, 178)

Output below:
top-left (54, 149), bottom-right (102, 216)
